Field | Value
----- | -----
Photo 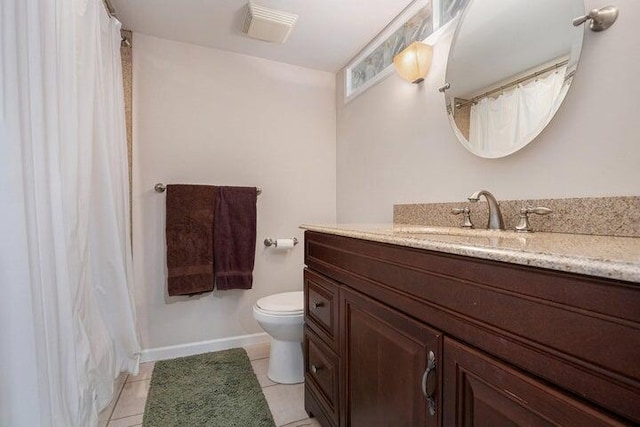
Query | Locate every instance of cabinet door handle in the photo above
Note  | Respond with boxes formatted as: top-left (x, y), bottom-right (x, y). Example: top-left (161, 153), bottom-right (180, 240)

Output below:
top-left (310, 364), bottom-right (323, 374)
top-left (312, 301), bottom-right (325, 309)
top-left (421, 350), bottom-right (437, 416)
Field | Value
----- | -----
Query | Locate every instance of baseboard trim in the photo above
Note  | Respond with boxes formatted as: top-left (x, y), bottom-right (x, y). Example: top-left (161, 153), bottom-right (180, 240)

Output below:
top-left (140, 332), bottom-right (270, 362)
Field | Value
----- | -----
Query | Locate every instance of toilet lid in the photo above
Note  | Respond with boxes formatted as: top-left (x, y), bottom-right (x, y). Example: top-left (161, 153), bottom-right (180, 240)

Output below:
top-left (256, 291), bottom-right (304, 314)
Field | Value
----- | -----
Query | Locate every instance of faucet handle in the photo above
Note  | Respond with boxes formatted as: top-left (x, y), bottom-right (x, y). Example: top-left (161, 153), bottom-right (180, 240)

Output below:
top-left (451, 207), bottom-right (474, 229)
top-left (515, 206), bottom-right (552, 233)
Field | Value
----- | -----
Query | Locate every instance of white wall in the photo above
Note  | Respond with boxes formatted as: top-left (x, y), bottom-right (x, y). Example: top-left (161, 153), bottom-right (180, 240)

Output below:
top-left (132, 34), bottom-right (336, 351)
top-left (336, 0), bottom-right (640, 223)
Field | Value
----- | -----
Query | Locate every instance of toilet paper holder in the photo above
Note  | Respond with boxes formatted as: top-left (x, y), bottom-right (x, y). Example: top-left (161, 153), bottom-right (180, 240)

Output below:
top-left (264, 237), bottom-right (299, 247)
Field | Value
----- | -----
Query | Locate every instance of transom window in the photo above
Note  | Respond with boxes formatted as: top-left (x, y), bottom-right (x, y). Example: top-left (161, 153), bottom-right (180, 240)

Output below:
top-left (345, 0), bottom-right (468, 102)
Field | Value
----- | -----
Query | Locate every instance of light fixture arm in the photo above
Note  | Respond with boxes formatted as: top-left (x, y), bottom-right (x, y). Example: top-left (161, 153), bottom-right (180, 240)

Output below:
top-left (573, 6), bottom-right (618, 32)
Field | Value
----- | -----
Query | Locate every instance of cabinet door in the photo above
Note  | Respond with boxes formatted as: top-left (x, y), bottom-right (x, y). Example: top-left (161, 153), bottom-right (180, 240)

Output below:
top-left (443, 338), bottom-right (625, 426)
top-left (341, 287), bottom-right (441, 427)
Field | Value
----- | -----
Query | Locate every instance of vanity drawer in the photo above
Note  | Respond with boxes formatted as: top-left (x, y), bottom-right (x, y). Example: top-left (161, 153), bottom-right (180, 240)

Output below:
top-left (304, 269), bottom-right (339, 351)
top-left (304, 326), bottom-right (339, 426)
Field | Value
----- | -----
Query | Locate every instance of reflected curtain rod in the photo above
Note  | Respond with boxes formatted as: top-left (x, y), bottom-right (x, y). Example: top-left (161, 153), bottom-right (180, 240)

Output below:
top-left (455, 59), bottom-right (571, 108)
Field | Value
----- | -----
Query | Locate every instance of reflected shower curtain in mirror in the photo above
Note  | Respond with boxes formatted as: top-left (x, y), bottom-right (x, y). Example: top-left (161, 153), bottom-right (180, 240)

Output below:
top-left (0, 0), bottom-right (141, 425)
top-left (469, 67), bottom-right (569, 156)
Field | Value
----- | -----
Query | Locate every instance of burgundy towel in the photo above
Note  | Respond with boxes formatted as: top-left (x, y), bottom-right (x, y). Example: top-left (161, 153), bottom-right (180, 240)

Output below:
top-left (214, 186), bottom-right (257, 290)
top-left (166, 184), bottom-right (216, 296)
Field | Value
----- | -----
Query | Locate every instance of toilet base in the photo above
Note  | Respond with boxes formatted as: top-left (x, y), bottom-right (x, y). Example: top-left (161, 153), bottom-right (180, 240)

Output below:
top-left (267, 338), bottom-right (304, 384)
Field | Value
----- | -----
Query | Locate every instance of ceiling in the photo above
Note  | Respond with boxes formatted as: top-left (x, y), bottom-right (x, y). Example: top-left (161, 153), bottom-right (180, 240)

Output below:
top-left (110, 0), bottom-right (415, 72)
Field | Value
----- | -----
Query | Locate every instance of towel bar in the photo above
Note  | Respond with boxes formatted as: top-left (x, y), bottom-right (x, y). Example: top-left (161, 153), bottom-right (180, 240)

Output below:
top-left (154, 183), bottom-right (262, 195)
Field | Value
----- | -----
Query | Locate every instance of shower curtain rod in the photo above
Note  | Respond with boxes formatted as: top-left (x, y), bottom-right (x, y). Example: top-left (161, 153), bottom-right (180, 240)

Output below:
top-left (102, 0), bottom-right (116, 17)
top-left (100, 0), bottom-right (132, 47)
top-left (455, 59), bottom-right (571, 108)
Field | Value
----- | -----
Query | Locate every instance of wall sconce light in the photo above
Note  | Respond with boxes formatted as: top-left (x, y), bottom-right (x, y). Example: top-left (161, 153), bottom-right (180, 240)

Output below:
top-left (393, 42), bottom-right (433, 84)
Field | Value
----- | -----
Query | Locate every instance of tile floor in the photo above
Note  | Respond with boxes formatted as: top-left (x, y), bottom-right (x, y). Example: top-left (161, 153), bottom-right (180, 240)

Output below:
top-left (98, 343), bottom-right (320, 427)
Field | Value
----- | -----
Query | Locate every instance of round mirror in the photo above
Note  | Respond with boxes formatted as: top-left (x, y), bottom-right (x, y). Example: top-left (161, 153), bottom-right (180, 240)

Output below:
top-left (444, 0), bottom-right (584, 158)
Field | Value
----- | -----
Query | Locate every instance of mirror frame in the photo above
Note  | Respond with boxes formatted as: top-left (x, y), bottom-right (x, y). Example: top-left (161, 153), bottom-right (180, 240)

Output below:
top-left (443, 0), bottom-right (585, 159)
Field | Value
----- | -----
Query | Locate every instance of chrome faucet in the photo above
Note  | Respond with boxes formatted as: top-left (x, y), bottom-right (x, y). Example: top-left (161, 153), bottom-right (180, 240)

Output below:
top-left (467, 190), bottom-right (505, 230)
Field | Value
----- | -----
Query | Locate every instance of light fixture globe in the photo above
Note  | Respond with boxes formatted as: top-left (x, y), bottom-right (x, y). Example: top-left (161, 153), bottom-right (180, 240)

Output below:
top-left (393, 42), bottom-right (433, 84)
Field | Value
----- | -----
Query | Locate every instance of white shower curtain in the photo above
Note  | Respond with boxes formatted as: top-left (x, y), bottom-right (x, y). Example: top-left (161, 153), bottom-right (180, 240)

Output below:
top-left (0, 0), bottom-right (140, 426)
top-left (469, 67), bottom-right (569, 157)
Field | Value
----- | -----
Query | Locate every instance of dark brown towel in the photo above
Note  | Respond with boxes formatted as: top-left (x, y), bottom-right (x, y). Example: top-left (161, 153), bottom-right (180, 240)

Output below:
top-left (166, 184), bottom-right (216, 296)
top-left (214, 186), bottom-right (257, 290)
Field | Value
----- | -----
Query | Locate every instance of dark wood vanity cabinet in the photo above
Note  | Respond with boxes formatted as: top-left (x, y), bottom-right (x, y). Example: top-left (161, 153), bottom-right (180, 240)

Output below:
top-left (341, 287), bottom-right (441, 427)
top-left (442, 338), bottom-right (623, 426)
top-left (303, 231), bottom-right (640, 426)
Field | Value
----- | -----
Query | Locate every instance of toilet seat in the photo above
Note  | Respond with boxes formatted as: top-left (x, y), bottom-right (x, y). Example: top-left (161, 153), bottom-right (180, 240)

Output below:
top-left (255, 291), bottom-right (303, 316)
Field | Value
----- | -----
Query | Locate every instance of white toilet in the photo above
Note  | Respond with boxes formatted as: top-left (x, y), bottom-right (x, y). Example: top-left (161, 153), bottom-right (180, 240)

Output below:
top-left (253, 291), bottom-right (304, 384)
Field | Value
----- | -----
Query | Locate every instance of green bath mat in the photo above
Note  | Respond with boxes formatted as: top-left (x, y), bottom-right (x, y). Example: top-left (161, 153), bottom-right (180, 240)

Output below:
top-left (142, 348), bottom-right (275, 427)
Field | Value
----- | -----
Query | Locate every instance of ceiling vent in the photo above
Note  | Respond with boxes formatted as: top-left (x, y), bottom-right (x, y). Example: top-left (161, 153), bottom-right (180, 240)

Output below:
top-left (242, 2), bottom-right (298, 43)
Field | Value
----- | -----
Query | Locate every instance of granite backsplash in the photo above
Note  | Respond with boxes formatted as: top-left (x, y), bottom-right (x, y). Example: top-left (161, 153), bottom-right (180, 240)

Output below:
top-left (394, 196), bottom-right (640, 238)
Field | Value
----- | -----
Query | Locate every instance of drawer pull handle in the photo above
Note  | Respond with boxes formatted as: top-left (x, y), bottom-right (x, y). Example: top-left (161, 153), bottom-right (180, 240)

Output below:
top-left (312, 301), bottom-right (325, 309)
top-left (421, 350), bottom-right (437, 416)
top-left (310, 364), bottom-right (323, 374)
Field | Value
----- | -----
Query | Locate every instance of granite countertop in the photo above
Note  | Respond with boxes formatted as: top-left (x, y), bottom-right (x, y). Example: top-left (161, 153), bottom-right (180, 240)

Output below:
top-left (299, 224), bottom-right (640, 283)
